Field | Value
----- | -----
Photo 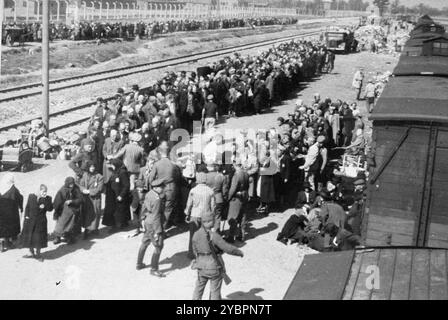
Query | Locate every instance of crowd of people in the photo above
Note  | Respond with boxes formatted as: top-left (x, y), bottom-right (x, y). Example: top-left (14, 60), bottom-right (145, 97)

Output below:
top-left (0, 32), bottom-right (371, 299)
top-left (1, 17), bottom-right (298, 43)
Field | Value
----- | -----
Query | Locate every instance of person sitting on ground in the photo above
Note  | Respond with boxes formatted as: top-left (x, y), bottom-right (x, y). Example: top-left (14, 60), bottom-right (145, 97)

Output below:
top-left (276, 202), bottom-right (309, 245)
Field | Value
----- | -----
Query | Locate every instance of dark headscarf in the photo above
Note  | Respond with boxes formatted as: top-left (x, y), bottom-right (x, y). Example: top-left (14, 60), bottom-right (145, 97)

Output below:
top-left (110, 158), bottom-right (123, 172)
top-left (85, 160), bottom-right (96, 174)
top-left (64, 177), bottom-right (76, 188)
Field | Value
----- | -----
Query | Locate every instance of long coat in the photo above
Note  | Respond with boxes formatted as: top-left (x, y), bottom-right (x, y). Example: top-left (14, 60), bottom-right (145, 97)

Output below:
top-left (103, 167), bottom-right (131, 228)
top-left (102, 137), bottom-right (124, 183)
top-left (53, 185), bottom-right (83, 237)
top-left (21, 194), bottom-right (53, 248)
top-left (0, 186), bottom-right (23, 238)
top-left (253, 84), bottom-right (269, 113)
top-left (79, 172), bottom-right (104, 230)
top-left (227, 169), bottom-right (249, 221)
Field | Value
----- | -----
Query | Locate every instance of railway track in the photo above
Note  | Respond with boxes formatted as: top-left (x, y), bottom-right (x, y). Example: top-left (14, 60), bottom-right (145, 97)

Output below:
top-left (0, 29), bottom-right (322, 141)
top-left (0, 30), bottom-right (322, 104)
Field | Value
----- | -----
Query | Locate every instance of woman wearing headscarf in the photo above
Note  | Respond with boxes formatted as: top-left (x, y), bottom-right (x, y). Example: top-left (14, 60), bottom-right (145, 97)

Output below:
top-left (79, 161), bottom-right (104, 239)
top-left (102, 158), bottom-right (131, 232)
top-left (21, 184), bottom-right (53, 261)
top-left (0, 173), bottom-right (23, 252)
top-left (53, 177), bottom-right (83, 245)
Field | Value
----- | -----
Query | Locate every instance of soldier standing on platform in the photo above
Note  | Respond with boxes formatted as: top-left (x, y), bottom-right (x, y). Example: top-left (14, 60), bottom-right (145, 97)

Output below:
top-left (226, 158), bottom-right (249, 243)
top-left (192, 214), bottom-right (244, 300)
top-left (136, 179), bottom-right (166, 278)
top-left (148, 141), bottom-right (179, 230)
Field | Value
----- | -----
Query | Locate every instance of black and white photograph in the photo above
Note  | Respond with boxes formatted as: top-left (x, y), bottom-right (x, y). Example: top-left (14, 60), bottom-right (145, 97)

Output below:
top-left (0, 0), bottom-right (448, 303)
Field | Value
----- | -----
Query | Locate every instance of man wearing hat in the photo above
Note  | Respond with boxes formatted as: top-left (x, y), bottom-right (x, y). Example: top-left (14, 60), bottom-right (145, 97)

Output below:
top-left (185, 172), bottom-right (216, 260)
top-left (110, 132), bottom-right (144, 191)
top-left (226, 157), bottom-right (249, 243)
top-left (192, 213), bottom-right (244, 300)
top-left (202, 94), bottom-right (219, 133)
top-left (136, 179), bottom-right (166, 278)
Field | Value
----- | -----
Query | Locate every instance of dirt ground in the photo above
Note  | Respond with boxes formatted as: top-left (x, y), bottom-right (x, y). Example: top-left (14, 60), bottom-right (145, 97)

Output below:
top-left (0, 50), bottom-right (398, 300)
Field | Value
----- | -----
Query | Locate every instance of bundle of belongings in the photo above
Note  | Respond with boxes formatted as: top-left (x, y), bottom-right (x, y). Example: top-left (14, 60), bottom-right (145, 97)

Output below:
top-left (355, 24), bottom-right (411, 54)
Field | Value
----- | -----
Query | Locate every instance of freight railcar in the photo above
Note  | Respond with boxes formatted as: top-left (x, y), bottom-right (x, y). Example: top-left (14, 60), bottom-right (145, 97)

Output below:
top-left (284, 15), bottom-right (448, 300)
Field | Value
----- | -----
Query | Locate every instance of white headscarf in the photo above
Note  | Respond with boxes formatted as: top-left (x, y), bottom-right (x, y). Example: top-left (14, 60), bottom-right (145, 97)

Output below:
top-left (0, 173), bottom-right (15, 195)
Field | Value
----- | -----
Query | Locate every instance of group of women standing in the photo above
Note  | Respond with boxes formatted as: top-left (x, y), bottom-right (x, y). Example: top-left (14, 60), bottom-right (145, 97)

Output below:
top-left (0, 155), bottom-right (130, 261)
top-left (0, 173), bottom-right (51, 260)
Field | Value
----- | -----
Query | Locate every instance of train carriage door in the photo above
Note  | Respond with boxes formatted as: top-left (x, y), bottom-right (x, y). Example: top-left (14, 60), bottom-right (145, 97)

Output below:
top-left (423, 128), bottom-right (448, 248)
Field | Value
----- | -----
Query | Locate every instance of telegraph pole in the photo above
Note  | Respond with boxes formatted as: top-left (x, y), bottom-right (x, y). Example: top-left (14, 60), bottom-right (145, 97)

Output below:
top-left (42, 0), bottom-right (50, 133)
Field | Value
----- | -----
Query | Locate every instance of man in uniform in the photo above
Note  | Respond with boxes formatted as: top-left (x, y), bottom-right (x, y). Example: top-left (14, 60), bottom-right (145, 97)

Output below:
top-left (192, 213), bottom-right (244, 300)
top-left (226, 158), bottom-right (249, 243)
top-left (148, 141), bottom-right (179, 230)
top-left (205, 163), bottom-right (228, 232)
top-left (136, 179), bottom-right (166, 278)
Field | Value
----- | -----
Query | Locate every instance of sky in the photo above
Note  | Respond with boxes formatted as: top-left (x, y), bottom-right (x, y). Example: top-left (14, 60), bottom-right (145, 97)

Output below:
top-left (367, 0), bottom-right (448, 9)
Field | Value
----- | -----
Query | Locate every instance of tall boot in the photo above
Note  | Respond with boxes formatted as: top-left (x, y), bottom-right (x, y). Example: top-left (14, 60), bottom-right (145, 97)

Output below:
top-left (0, 239), bottom-right (6, 252)
top-left (150, 252), bottom-right (165, 278)
top-left (136, 245), bottom-right (148, 270)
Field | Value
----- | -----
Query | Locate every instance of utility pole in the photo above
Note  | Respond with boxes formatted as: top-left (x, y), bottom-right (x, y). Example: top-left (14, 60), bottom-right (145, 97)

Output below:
top-left (42, 0), bottom-right (50, 133)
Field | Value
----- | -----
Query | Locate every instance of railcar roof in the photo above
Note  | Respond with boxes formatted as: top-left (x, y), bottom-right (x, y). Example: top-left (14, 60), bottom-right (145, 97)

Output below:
top-left (283, 247), bottom-right (448, 300)
top-left (394, 55), bottom-right (448, 76)
top-left (371, 76), bottom-right (448, 123)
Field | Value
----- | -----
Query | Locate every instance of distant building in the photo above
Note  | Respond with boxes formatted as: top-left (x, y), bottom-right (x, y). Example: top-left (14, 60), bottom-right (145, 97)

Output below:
top-left (366, 4), bottom-right (379, 16)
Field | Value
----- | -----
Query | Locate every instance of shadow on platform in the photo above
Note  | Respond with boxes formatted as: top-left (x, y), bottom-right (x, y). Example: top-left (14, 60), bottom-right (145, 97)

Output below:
top-left (226, 288), bottom-right (265, 300)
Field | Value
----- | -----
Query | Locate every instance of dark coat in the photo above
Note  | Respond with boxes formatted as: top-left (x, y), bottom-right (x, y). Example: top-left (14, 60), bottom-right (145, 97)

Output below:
top-left (277, 213), bottom-right (308, 243)
top-left (69, 151), bottom-right (98, 179)
top-left (103, 166), bottom-right (131, 228)
top-left (253, 84), bottom-right (269, 112)
top-left (79, 172), bottom-right (104, 230)
top-left (227, 168), bottom-right (249, 221)
top-left (53, 183), bottom-right (83, 237)
top-left (0, 186), bottom-right (23, 238)
top-left (21, 194), bottom-right (53, 248)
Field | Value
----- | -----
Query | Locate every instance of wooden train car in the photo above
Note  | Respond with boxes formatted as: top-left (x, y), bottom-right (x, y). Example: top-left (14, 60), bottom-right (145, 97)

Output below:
top-left (362, 17), bottom-right (448, 249)
top-left (284, 16), bottom-right (448, 300)
top-left (284, 247), bottom-right (448, 300)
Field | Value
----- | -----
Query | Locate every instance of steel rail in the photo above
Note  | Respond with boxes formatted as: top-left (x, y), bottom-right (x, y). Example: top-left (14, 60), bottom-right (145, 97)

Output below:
top-left (0, 30), bottom-right (321, 103)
